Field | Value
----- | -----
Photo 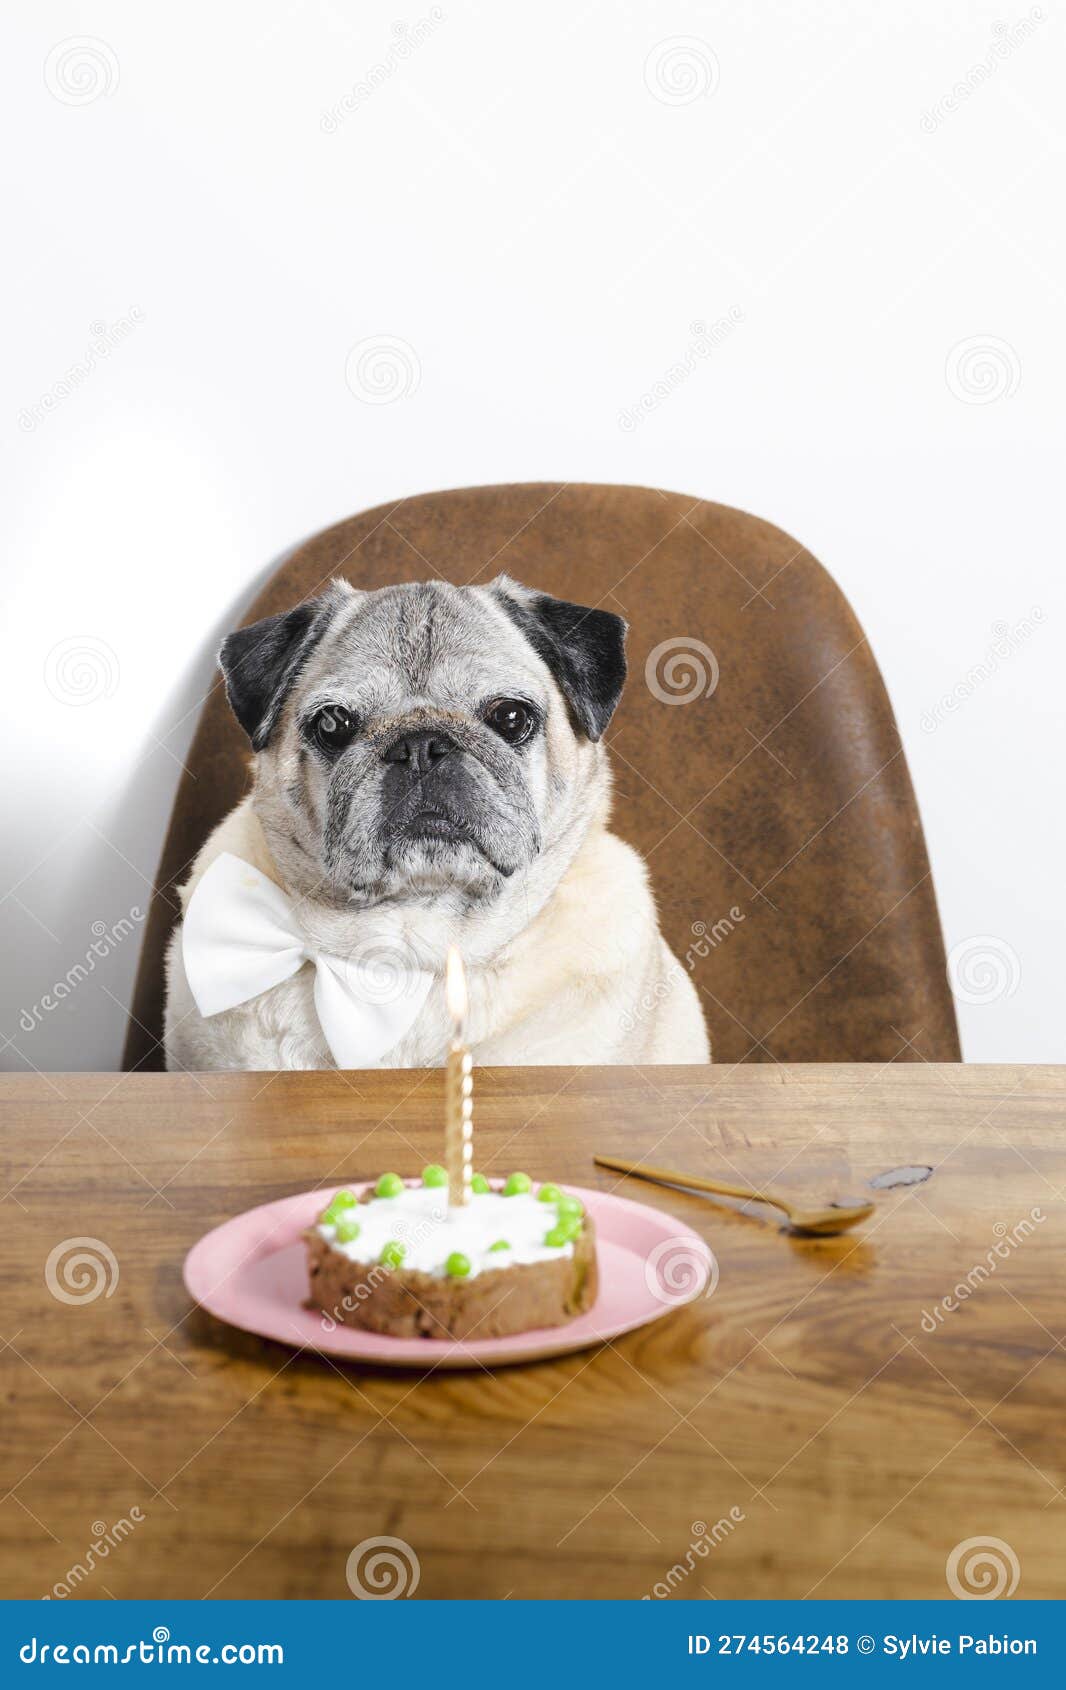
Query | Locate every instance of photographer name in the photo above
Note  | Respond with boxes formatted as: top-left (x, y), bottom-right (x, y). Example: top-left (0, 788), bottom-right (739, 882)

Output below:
top-left (686, 1633), bottom-right (1037, 1658)
top-left (884, 1634), bottom-right (1037, 1658)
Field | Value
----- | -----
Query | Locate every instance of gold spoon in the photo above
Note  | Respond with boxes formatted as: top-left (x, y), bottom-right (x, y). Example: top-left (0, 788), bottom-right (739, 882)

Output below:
top-left (593, 1154), bottom-right (875, 1235)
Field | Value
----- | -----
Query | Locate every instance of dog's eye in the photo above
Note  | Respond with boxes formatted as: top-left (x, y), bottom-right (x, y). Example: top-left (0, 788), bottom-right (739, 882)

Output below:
top-left (483, 698), bottom-right (537, 746)
top-left (308, 704), bottom-right (359, 755)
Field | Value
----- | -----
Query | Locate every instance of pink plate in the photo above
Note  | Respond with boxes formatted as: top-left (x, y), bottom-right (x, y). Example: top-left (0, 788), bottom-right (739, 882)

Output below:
top-left (183, 1183), bottom-right (712, 1369)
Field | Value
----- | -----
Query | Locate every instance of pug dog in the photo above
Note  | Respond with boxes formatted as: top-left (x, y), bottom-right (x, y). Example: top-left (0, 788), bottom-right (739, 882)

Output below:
top-left (164, 576), bottom-right (710, 1070)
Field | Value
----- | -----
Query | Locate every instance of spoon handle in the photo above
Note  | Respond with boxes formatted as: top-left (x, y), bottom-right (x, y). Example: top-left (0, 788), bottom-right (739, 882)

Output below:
top-left (593, 1154), bottom-right (792, 1218)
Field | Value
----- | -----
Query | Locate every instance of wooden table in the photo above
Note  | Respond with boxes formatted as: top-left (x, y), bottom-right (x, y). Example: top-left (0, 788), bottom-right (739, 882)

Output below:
top-left (1, 1064), bottom-right (1063, 1601)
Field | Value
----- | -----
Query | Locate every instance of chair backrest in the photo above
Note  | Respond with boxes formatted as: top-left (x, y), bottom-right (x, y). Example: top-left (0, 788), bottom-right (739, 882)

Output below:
top-left (124, 483), bottom-right (960, 1070)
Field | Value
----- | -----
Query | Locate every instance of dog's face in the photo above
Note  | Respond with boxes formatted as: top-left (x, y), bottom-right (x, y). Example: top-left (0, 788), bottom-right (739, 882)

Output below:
top-left (218, 577), bottom-right (627, 909)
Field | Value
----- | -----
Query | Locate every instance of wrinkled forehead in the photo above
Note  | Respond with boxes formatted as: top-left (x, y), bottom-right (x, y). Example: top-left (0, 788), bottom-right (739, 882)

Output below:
top-left (300, 582), bottom-right (546, 713)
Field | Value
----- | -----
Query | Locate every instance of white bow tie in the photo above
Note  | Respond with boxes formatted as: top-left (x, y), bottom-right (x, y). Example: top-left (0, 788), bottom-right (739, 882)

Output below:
top-left (182, 852), bottom-right (435, 1068)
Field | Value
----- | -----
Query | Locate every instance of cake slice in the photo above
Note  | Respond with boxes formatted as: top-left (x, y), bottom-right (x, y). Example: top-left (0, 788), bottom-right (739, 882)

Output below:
top-left (305, 1168), bottom-right (598, 1340)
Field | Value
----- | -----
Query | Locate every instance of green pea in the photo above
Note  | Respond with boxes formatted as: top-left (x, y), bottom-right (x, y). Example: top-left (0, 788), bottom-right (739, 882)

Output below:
top-left (556, 1194), bottom-right (584, 1218)
top-left (488, 1239), bottom-right (511, 1253)
top-left (380, 1240), bottom-right (406, 1268)
top-left (321, 1188), bottom-right (357, 1224)
top-left (445, 1252), bottom-right (471, 1278)
top-left (422, 1164), bottom-right (447, 1188)
top-left (503, 1171), bottom-right (532, 1196)
top-left (537, 1183), bottom-right (562, 1204)
top-left (545, 1216), bottom-right (581, 1248)
top-left (471, 1173), bottom-right (491, 1194)
top-left (375, 1172), bottom-right (405, 1198)
top-left (335, 1218), bottom-right (361, 1244)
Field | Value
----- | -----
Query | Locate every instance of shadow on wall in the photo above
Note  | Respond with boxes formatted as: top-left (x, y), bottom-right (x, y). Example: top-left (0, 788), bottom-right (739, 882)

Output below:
top-left (6, 538), bottom-right (308, 1074)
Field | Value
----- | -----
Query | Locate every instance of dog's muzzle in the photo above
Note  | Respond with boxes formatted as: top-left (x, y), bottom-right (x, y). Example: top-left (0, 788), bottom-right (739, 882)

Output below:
top-left (381, 727), bottom-right (475, 845)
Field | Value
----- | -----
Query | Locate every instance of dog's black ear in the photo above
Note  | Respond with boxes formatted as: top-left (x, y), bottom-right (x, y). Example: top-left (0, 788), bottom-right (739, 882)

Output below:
top-left (489, 577), bottom-right (628, 741)
top-left (218, 583), bottom-right (350, 750)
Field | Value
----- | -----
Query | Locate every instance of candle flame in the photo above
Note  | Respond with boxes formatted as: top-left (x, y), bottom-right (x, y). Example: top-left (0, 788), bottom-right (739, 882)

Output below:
top-left (445, 946), bottom-right (468, 1026)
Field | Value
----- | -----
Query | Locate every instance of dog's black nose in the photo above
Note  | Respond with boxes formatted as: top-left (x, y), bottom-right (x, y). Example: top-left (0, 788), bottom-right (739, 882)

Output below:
top-left (382, 728), bottom-right (456, 776)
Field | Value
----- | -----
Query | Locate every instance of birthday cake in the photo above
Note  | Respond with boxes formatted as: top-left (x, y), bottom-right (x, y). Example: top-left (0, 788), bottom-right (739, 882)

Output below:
top-left (305, 1168), bottom-right (598, 1340)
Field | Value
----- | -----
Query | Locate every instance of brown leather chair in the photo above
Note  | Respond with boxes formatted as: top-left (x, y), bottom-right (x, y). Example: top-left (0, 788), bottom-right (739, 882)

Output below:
top-left (124, 483), bottom-right (960, 1070)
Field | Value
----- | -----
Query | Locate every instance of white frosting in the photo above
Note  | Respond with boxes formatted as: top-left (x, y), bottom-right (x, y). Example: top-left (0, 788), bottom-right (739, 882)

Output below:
top-left (317, 1183), bottom-right (577, 1279)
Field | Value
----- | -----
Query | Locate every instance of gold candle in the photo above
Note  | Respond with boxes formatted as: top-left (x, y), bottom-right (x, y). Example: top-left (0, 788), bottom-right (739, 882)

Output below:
top-left (444, 946), bottom-right (473, 1208)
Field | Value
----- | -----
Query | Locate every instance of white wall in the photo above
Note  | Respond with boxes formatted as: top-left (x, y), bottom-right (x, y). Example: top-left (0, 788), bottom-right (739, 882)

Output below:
top-left (3, 0), bottom-right (1062, 1071)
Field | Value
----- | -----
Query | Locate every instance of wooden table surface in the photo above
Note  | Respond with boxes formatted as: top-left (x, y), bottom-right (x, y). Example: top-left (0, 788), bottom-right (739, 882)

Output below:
top-left (1, 1063), bottom-right (1063, 1601)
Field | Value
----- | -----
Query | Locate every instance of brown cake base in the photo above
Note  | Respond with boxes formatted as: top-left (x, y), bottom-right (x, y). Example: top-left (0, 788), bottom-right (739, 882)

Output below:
top-left (306, 1215), bottom-right (598, 1341)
